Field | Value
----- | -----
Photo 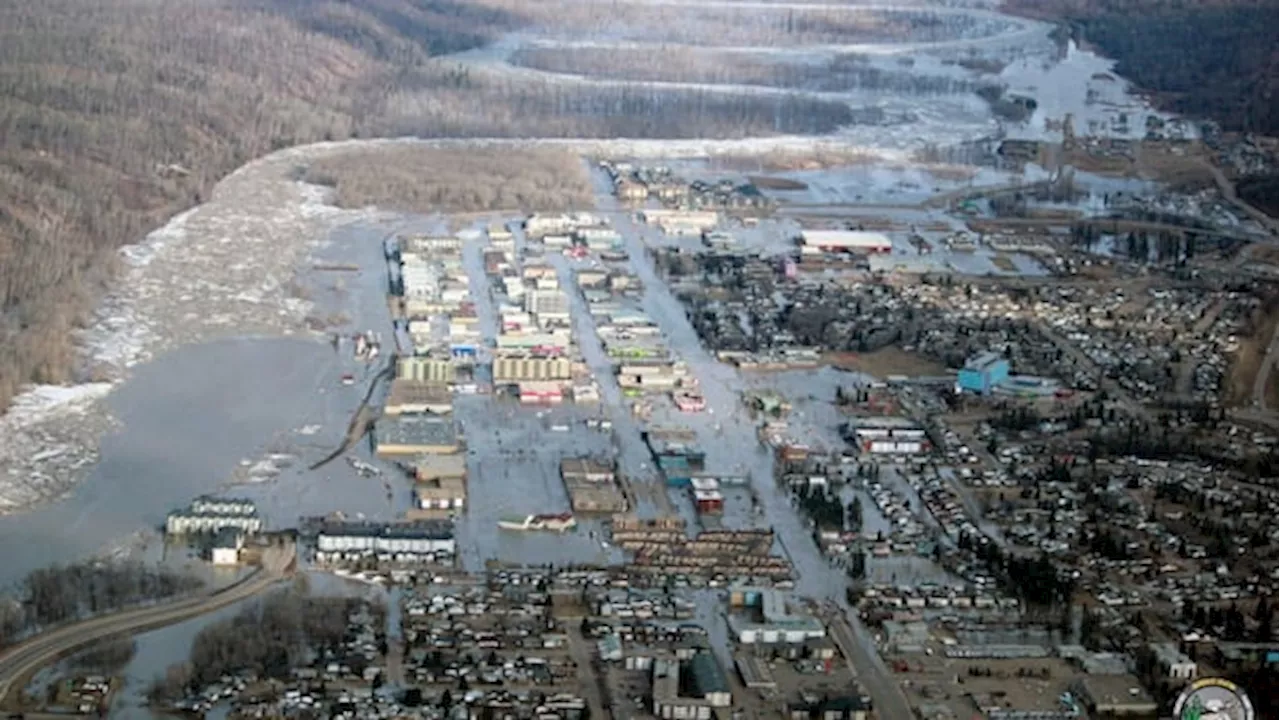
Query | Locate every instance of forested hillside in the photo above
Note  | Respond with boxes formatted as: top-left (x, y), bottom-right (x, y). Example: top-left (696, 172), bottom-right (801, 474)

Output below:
top-left (1001, 0), bottom-right (1278, 135)
top-left (0, 0), bottom-right (863, 412)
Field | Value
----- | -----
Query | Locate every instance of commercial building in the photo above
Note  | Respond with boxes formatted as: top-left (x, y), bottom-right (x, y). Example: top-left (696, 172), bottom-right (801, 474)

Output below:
top-left (401, 234), bottom-right (463, 254)
top-left (210, 528), bottom-right (244, 566)
top-left (384, 380), bottom-right (454, 416)
top-left (843, 417), bottom-right (930, 454)
top-left (412, 454), bottom-right (468, 512)
top-left (799, 230), bottom-right (893, 254)
top-left (496, 330), bottom-right (571, 353)
top-left (526, 289), bottom-right (571, 327)
top-left (1147, 642), bottom-right (1197, 681)
top-left (518, 380), bottom-right (566, 404)
top-left (375, 415), bottom-right (460, 457)
top-left (652, 652), bottom-right (732, 720)
top-left (641, 209), bottom-right (720, 236)
top-left (726, 588), bottom-right (827, 645)
top-left (785, 697), bottom-right (870, 720)
top-left (414, 476), bottom-right (466, 512)
top-left (166, 497), bottom-right (263, 536)
top-left (1069, 675), bottom-right (1157, 718)
top-left (957, 351), bottom-right (1011, 394)
top-left (494, 356), bottom-right (573, 383)
top-left (315, 520), bottom-right (455, 564)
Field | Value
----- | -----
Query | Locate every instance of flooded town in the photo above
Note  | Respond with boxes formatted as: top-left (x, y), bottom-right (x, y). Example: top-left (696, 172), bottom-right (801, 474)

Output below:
top-left (0, 2), bottom-right (1274, 718)
top-left (1, 143), bottom-right (1273, 720)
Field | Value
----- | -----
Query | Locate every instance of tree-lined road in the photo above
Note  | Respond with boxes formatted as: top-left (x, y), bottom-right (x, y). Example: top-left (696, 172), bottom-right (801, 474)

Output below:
top-left (0, 542), bottom-right (294, 708)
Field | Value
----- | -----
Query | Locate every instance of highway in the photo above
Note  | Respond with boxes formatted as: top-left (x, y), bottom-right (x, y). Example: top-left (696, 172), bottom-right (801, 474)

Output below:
top-left (0, 543), bottom-right (294, 708)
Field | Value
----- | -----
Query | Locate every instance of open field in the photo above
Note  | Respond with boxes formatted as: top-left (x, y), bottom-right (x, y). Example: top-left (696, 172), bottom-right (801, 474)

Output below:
top-left (304, 147), bottom-right (594, 214)
top-left (1225, 304), bottom-right (1278, 407)
top-left (824, 347), bottom-right (950, 379)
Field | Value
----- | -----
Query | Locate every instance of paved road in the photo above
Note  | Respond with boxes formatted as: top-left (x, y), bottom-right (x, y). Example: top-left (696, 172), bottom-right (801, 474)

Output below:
top-left (0, 543), bottom-right (294, 708)
top-left (1252, 327), bottom-right (1279, 410)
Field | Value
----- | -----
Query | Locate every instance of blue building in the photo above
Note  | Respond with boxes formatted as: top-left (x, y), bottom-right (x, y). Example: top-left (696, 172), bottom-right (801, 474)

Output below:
top-left (956, 352), bottom-right (1009, 394)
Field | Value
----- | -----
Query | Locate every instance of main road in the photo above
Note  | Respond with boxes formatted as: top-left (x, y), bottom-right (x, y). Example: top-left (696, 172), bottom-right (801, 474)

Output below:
top-left (0, 542), bottom-right (295, 708)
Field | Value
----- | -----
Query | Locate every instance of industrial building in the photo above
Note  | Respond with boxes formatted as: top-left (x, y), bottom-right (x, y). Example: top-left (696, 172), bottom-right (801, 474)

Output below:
top-left (799, 230), bottom-right (893, 254)
top-left (651, 653), bottom-right (732, 719)
top-left (384, 379), bottom-right (454, 416)
top-left (561, 456), bottom-right (627, 513)
top-left (956, 351), bottom-right (1010, 395)
top-left (314, 520), bottom-right (455, 564)
top-left (166, 497), bottom-right (263, 536)
top-left (494, 356), bottom-right (573, 383)
top-left (374, 415), bottom-right (460, 457)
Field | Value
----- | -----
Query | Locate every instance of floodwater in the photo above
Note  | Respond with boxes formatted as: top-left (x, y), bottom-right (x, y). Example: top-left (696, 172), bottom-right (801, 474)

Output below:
top-left (0, 336), bottom-right (330, 588)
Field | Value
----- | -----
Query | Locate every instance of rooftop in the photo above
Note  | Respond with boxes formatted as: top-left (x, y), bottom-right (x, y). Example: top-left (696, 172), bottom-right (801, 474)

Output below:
top-left (964, 351), bottom-right (1006, 372)
top-left (375, 415), bottom-right (459, 449)
top-left (318, 520), bottom-right (454, 541)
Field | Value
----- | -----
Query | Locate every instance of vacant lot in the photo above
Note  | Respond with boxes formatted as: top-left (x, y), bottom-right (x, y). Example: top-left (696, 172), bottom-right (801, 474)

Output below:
top-left (824, 347), bottom-right (949, 378)
top-left (304, 147), bottom-right (593, 214)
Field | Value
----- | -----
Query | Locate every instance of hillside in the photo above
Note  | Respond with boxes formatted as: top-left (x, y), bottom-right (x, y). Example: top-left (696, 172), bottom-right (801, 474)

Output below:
top-left (1001, 0), bottom-right (1279, 136)
top-left (0, 0), bottom-right (862, 412)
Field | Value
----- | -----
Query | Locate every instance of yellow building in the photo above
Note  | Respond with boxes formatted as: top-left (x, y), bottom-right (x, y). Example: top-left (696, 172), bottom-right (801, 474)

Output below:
top-left (398, 357), bottom-right (457, 385)
top-left (494, 356), bottom-right (573, 383)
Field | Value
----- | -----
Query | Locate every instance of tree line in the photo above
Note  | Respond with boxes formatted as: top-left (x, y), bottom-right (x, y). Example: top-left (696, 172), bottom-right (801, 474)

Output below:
top-left (0, 560), bottom-right (202, 646)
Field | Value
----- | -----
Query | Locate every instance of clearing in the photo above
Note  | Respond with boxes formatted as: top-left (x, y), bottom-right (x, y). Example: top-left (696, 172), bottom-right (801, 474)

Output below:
top-left (824, 347), bottom-right (949, 379)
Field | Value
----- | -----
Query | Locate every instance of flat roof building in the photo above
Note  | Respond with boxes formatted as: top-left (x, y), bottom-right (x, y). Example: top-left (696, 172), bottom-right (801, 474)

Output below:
top-left (800, 230), bottom-right (892, 254)
top-left (384, 380), bottom-right (454, 416)
top-left (652, 652), bottom-right (732, 720)
top-left (494, 356), bottom-right (573, 383)
top-left (957, 351), bottom-right (1010, 395)
top-left (375, 415), bottom-right (460, 457)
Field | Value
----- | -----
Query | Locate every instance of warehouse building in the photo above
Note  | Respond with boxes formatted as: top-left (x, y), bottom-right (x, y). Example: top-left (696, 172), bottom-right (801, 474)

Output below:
top-left (651, 652), bottom-right (732, 719)
top-left (799, 230), bottom-right (893, 254)
top-left (561, 456), bottom-right (626, 513)
top-left (375, 415), bottom-right (460, 457)
top-left (956, 351), bottom-right (1010, 395)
